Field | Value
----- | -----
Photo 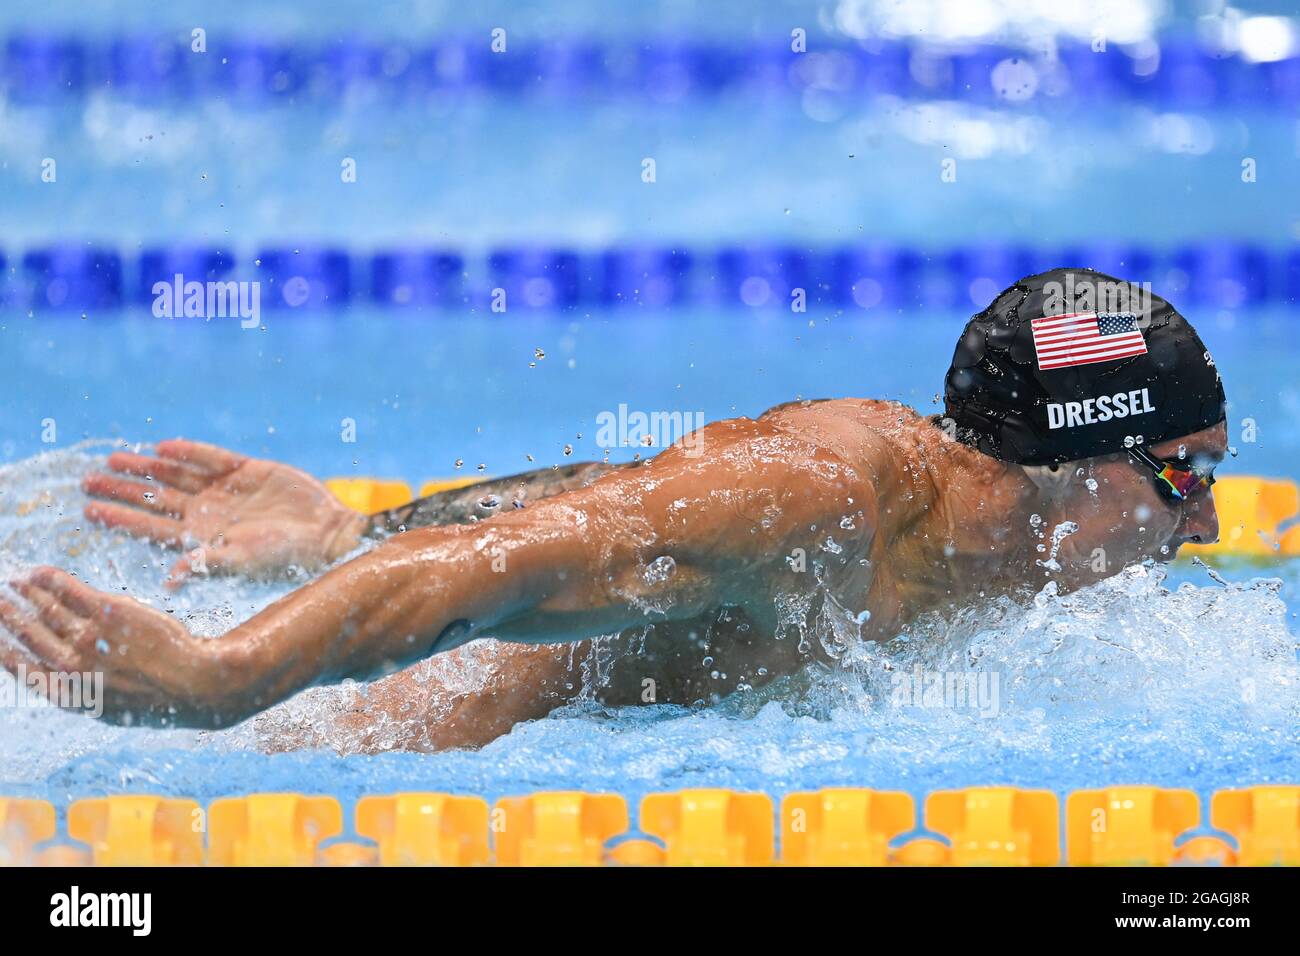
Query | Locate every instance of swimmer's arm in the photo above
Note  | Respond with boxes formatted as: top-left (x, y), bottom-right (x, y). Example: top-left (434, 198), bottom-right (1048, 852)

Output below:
top-left (82, 437), bottom-right (628, 588)
top-left (2, 426), bottom-right (873, 726)
top-left (205, 504), bottom-right (715, 715)
top-left (204, 429), bottom-right (874, 717)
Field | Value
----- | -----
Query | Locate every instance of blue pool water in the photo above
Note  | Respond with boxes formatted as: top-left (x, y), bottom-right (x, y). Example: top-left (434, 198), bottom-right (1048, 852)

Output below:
top-left (1, 2), bottom-right (1299, 833)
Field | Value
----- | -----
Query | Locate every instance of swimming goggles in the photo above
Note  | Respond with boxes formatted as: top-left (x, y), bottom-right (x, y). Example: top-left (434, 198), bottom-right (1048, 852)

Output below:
top-left (1126, 444), bottom-right (1216, 503)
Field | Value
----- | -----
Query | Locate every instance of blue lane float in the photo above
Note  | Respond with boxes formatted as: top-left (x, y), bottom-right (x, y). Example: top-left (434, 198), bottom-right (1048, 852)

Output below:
top-left (599, 247), bottom-right (694, 307)
top-left (1288, 249), bottom-right (1300, 303)
top-left (311, 39), bottom-right (387, 96)
top-left (831, 245), bottom-right (923, 310)
top-left (1264, 55), bottom-right (1300, 99)
top-left (371, 250), bottom-right (465, 307)
top-left (213, 40), bottom-right (303, 101)
top-left (1170, 243), bottom-right (1272, 308)
top-left (5, 242), bottom-right (1300, 313)
top-left (532, 39), bottom-right (607, 98)
top-left (636, 41), bottom-right (751, 98)
top-left (716, 246), bottom-right (817, 308)
top-left (107, 35), bottom-right (192, 99)
top-left (21, 246), bottom-right (122, 310)
top-left (3, 35), bottom-right (85, 100)
top-left (3, 33), bottom-right (1300, 106)
top-left (255, 248), bottom-right (352, 309)
top-left (471, 42), bottom-right (542, 93)
top-left (487, 249), bottom-right (583, 310)
top-left (942, 246), bottom-right (1051, 309)
top-left (137, 247), bottom-right (235, 304)
top-left (407, 40), bottom-right (477, 94)
top-left (1056, 244), bottom-right (1155, 283)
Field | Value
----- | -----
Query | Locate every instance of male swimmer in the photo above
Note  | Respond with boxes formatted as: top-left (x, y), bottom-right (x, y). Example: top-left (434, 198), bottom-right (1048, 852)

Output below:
top-left (0, 269), bottom-right (1227, 751)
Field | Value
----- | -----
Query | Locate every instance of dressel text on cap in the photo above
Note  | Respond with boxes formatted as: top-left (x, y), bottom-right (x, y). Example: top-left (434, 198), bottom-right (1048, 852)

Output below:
top-left (1046, 388), bottom-right (1155, 430)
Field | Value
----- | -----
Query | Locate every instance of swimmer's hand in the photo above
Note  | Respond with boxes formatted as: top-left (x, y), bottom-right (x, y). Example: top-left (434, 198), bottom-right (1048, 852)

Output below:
top-left (0, 567), bottom-right (235, 726)
top-left (82, 439), bottom-right (366, 590)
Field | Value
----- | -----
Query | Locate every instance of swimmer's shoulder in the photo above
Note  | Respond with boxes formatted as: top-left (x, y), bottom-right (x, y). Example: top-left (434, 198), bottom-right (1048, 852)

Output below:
top-left (759, 397), bottom-right (933, 436)
top-left (651, 398), bottom-right (935, 467)
top-left (747, 399), bottom-right (938, 481)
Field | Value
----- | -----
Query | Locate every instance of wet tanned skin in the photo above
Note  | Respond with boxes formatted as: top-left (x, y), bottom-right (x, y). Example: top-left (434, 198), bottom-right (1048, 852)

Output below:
top-left (0, 401), bottom-right (1225, 748)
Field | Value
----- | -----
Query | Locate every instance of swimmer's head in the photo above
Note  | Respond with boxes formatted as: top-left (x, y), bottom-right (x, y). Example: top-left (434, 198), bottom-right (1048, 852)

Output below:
top-left (1014, 421), bottom-right (1226, 571)
top-left (944, 268), bottom-right (1228, 571)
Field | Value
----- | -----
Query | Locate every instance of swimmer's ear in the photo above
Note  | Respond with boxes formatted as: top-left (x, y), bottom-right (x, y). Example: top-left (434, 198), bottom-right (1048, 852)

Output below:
top-left (1020, 462), bottom-right (1075, 498)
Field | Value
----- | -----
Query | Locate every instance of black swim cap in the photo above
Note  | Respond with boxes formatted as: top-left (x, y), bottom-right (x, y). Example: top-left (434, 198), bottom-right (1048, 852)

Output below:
top-left (943, 268), bottom-right (1226, 465)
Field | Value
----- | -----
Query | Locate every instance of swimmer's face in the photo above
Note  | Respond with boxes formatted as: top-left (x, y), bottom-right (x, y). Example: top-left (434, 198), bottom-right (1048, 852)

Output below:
top-left (1046, 422), bottom-right (1226, 576)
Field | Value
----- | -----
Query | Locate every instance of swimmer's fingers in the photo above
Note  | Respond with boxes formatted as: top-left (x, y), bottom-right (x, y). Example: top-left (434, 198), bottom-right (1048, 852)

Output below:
top-left (163, 545), bottom-right (236, 591)
top-left (84, 501), bottom-right (186, 547)
top-left (5, 570), bottom-right (198, 722)
top-left (0, 635), bottom-right (46, 683)
top-left (103, 450), bottom-right (211, 494)
top-left (0, 594), bottom-right (77, 672)
top-left (156, 438), bottom-right (247, 476)
top-left (0, 631), bottom-right (97, 709)
top-left (27, 566), bottom-right (112, 619)
top-left (163, 555), bottom-right (193, 591)
top-left (82, 473), bottom-right (189, 517)
top-left (0, 595), bottom-right (155, 717)
top-left (11, 579), bottom-right (90, 643)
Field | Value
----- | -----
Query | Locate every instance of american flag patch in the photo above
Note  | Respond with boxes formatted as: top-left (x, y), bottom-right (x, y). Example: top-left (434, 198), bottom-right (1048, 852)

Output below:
top-left (1031, 312), bottom-right (1148, 371)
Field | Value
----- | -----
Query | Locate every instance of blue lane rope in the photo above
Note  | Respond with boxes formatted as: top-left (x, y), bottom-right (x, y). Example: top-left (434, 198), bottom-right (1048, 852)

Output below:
top-left (3, 33), bottom-right (1300, 106)
top-left (2, 242), bottom-right (1297, 312)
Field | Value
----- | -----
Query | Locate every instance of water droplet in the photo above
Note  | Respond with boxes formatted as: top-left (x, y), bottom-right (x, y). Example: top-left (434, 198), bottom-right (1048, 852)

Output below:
top-left (643, 555), bottom-right (677, 584)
